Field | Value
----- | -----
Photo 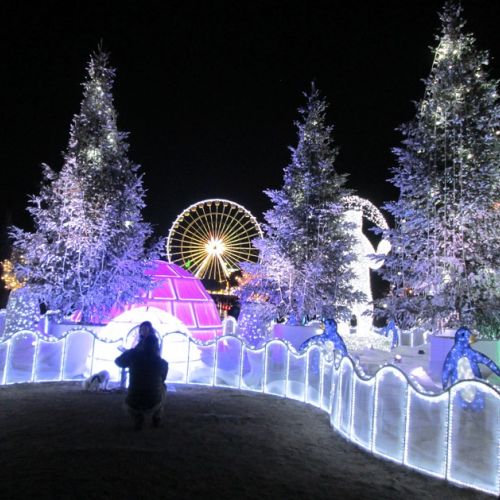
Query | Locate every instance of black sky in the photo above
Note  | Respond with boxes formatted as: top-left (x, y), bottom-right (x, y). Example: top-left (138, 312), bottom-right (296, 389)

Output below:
top-left (0, 0), bottom-right (499, 252)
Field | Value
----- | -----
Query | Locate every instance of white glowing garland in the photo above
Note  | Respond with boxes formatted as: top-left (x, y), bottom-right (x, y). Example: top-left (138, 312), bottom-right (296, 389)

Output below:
top-left (341, 195), bottom-right (389, 230)
top-left (0, 330), bottom-right (499, 495)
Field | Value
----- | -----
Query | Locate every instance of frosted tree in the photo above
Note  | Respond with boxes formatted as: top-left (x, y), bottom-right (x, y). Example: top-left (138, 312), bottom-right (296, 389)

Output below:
top-left (10, 49), bottom-right (161, 323)
top-left (240, 84), bottom-right (362, 323)
top-left (379, 2), bottom-right (500, 335)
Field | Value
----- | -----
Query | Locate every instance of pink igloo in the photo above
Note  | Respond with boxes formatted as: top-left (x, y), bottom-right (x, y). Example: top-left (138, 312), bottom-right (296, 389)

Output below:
top-left (102, 260), bottom-right (222, 342)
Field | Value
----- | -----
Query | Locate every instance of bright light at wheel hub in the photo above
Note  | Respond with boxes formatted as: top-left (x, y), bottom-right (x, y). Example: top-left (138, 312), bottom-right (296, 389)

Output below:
top-left (206, 238), bottom-right (225, 256)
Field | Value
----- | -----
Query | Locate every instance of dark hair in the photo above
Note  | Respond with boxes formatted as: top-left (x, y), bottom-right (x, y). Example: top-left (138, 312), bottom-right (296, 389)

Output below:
top-left (142, 334), bottom-right (160, 355)
top-left (139, 321), bottom-right (154, 332)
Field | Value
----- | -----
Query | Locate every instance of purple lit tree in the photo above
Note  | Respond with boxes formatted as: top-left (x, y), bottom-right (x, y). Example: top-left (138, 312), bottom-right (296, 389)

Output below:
top-left (240, 84), bottom-right (361, 324)
top-left (10, 49), bottom-right (161, 323)
top-left (379, 2), bottom-right (500, 336)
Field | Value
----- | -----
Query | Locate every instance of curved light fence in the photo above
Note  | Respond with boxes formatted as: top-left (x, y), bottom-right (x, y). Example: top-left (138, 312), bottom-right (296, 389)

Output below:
top-left (0, 329), bottom-right (498, 496)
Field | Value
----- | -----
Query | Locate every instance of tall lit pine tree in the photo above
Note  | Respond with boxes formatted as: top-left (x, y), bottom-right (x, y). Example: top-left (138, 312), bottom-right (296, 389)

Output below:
top-left (380, 2), bottom-right (500, 334)
top-left (241, 85), bottom-right (361, 323)
top-left (10, 50), bottom-right (160, 322)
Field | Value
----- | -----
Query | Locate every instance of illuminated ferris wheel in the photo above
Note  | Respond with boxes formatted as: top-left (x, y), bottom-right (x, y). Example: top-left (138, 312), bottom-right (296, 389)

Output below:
top-left (167, 199), bottom-right (262, 286)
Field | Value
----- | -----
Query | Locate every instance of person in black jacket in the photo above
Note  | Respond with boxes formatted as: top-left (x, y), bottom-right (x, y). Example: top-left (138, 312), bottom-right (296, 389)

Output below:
top-left (115, 334), bottom-right (169, 430)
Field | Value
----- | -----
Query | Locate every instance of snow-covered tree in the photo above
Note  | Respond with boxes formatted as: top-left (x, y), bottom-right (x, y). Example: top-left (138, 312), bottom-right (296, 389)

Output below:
top-left (10, 49), bottom-right (161, 323)
top-left (379, 2), bottom-right (500, 335)
top-left (240, 84), bottom-right (362, 323)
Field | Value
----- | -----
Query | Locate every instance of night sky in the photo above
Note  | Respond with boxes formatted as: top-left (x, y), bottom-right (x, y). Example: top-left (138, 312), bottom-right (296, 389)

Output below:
top-left (1, 0), bottom-right (499, 250)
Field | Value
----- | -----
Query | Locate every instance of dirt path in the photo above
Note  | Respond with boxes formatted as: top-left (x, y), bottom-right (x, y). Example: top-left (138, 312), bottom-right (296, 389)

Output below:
top-left (0, 383), bottom-right (490, 499)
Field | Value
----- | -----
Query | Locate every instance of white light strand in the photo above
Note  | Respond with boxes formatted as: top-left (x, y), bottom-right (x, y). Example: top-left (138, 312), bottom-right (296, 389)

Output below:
top-left (0, 330), bottom-right (498, 495)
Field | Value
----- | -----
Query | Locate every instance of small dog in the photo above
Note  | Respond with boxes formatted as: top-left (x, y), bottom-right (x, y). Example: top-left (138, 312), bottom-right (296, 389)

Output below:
top-left (83, 370), bottom-right (110, 391)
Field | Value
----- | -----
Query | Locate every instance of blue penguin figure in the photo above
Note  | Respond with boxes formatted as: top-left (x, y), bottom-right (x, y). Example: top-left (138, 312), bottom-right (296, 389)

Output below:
top-left (442, 326), bottom-right (500, 411)
top-left (299, 318), bottom-right (348, 358)
top-left (384, 319), bottom-right (400, 350)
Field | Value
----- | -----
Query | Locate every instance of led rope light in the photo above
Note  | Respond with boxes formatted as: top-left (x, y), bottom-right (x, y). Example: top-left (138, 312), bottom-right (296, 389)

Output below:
top-left (31, 337), bottom-right (39, 383)
top-left (2, 339), bottom-right (10, 385)
top-left (404, 387), bottom-right (448, 479)
top-left (0, 329), bottom-right (498, 495)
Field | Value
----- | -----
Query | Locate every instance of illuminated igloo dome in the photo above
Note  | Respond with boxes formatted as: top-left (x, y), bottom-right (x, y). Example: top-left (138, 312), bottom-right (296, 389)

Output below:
top-left (101, 260), bottom-right (222, 343)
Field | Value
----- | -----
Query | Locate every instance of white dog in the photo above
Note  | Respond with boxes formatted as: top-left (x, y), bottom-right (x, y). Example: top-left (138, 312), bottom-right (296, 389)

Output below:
top-left (83, 370), bottom-right (110, 391)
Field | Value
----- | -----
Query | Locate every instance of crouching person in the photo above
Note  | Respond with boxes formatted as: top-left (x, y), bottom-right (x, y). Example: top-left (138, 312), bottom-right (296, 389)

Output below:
top-left (115, 334), bottom-right (169, 430)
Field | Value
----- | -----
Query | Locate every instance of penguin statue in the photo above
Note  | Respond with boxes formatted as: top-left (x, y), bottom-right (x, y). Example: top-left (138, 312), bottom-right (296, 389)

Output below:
top-left (442, 326), bottom-right (500, 410)
top-left (299, 318), bottom-right (348, 360)
top-left (384, 319), bottom-right (400, 350)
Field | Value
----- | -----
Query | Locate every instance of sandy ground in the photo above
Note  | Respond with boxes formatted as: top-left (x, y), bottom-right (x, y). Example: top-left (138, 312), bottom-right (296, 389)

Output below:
top-left (0, 383), bottom-right (492, 500)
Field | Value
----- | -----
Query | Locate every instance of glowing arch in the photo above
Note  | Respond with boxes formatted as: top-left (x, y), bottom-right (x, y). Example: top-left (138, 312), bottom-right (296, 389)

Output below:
top-left (340, 196), bottom-right (391, 335)
top-left (100, 306), bottom-right (191, 346)
top-left (342, 195), bottom-right (389, 230)
top-left (341, 195), bottom-right (391, 270)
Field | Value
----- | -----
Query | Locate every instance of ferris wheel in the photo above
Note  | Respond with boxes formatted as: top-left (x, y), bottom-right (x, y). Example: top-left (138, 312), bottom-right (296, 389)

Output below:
top-left (167, 199), bottom-right (262, 285)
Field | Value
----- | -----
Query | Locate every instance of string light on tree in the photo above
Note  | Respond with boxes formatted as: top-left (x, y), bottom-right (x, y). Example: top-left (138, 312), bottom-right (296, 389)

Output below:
top-left (378, 2), bottom-right (500, 335)
top-left (9, 48), bottom-right (161, 323)
top-left (1, 259), bottom-right (25, 291)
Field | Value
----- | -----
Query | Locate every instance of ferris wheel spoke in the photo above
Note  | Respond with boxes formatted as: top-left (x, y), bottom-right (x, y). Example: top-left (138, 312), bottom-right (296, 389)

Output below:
top-left (218, 210), bottom-right (238, 243)
top-left (198, 206), bottom-right (217, 240)
top-left (222, 252), bottom-right (243, 271)
top-left (220, 220), bottom-right (247, 243)
top-left (225, 246), bottom-right (256, 258)
top-left (216, 254), bottom-right (231, 279)
top-left (224, 254), bottom-right (249, 269)
top-left (175, 242), bottom-right (205, 252)
top-left (226, 249), bottom-right (258, 261)
top-left (207, 255), bottom-right (221, 282)
top-left (191, 211), bottom-right (215, 238)
top-left (209, 204), bottom-right (220, 240)
top-left (204, 206), bottom-right (220, 238)
top-left (224, 230), bottom-right (257, 246)
top-left (175, 245), bottom-right (206, 260)
top-left (227, 218), bottom-right (260, 242)
top-left (214, 207), bottom-right (231, 242)
top-left (169, 233), bottom-right (206, 248)
top-left (187, 217), bottom-right (212, 242)
top-left (225, 235), bottom-right (256, 249)
top-left (182, 248), bottom-right (207, 263)
top-left (172, 223), bottom-right (207, 246)
top-left (213, 202), bottom-right (225, 240)
top-left (226, 242), bottom-right (258, 251)
top-left (214, 258), bottom-right (225, 283)
top-left (194, 253), bottom-right (212, 279)
top-left (187, 255), bottom-right (208, 274)
top-left (178, 242), bottom-right (207, 259)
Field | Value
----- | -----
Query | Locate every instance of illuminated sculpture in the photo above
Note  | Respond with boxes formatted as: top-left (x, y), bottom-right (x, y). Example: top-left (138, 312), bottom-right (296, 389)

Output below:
top-left (299, 318), bottom-right (348, 360)
top-left (384, 319), bottom-right (400, 350)
top-left (167, 199), bottom-right (262, 289)
top-left (339, 195), bottom-right (390, 336)
top-left (442, 326), bottom-right (500, 409)
top-left (97, 260), bottom-right (223, 343)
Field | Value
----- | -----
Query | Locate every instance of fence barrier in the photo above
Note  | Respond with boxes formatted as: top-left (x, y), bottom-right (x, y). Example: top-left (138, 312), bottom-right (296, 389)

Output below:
top-left (0, 329), bottom-right (498, 496)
